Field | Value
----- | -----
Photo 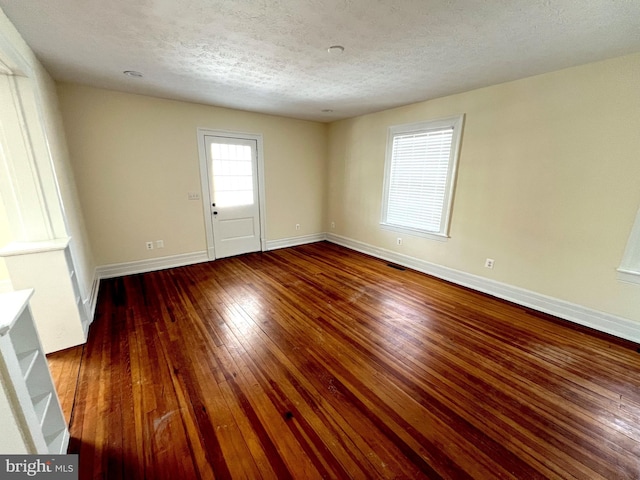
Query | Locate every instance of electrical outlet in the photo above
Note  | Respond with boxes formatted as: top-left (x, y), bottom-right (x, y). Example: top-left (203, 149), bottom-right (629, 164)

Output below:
top-left (188, 192), bottom-right (200, 200)
top-left (156, 240), bottom-right (164, 249)
top-left (295, 223), bottom-right (300, 230)
top-left (485, 258), bottom-right (495, 269)
top-left (145, 242), bottom-right (154, 250)
top-left (331, 221), bottom-right (335, 229)
top-left (397, 238), bottom-right (402, 246)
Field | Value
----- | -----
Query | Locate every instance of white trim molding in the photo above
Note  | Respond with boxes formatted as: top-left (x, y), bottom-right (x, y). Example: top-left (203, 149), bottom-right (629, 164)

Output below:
top-left (266, 233), bottom-right (327, 251)
top-left (326, 233), bottom-right (640, 344)
top-left (84, 271), bottom-right (101, 328)
top-left (0, 27), bottom-right (30, 76)
top-left (617, 204), bottom-right (640, 285)
top-left (617, 268), bottom-right (640, 286)
top-left (96, 251), bottom-right (209, 280)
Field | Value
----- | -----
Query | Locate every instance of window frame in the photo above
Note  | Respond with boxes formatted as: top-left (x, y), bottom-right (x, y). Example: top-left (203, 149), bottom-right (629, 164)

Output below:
top-left (618, 205), bottom-right (640, 285)
top-left (380, 114), bottom-right (465, 241)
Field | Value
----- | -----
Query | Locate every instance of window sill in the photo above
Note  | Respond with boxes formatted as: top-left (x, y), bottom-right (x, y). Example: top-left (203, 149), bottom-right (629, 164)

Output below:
top-left (617, 268), bottom-right (640, 285)
top-left (380, 223), bottom-right (449, 242)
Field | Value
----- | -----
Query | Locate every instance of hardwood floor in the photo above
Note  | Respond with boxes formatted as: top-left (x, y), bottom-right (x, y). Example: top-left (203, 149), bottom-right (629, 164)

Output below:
top-left (47, 242), bottom-right (640, 479)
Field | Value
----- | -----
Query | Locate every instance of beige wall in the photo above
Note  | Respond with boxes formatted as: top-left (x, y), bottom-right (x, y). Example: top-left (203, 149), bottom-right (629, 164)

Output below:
top-left (57, 84), bottom-right (327, 266)
top-left (327, 53), bottom-right (640, 323)
top-left (0, 196), bottom-right (11, 283)
top-left (0, 9), bottom-right (95, 298)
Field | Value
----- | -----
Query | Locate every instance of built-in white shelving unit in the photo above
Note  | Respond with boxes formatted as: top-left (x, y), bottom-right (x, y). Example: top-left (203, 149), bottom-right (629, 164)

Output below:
top-left (0, 289), bottom-right (69, 454)
top-left (0, 237), bottom-right (87, 353)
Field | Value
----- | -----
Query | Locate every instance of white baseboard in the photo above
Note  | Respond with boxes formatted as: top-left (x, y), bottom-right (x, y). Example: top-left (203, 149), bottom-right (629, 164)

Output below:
top-left (96, 251), bottom-right (209, 280)
top-left (88, 272), bottom-right (100, 318)
top-left (95, 235), bottom-right (326, 283)
top-left (266, 233), bottom-right (327, 251)
top-left (85, 252), bottom-right (208, 335)
top-left (0, 278), bottom-right (12, 293)
top-left (326, 233), bottom-right (640, 344)
top-left (80, 272), bottom-right (101, 335)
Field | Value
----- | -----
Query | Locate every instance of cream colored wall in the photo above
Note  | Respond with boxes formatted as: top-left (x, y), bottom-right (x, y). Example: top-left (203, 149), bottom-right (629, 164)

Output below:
top-left (0, 10), bottom-right (23, 285)
top-left (57, 84), bottom-right (327, 266)
top-left (0, 196), bottom-right (11, 283)
top-left (0, 9), bottom-right (95, 299)
top-left (327, 53), bottom-right (640, 323)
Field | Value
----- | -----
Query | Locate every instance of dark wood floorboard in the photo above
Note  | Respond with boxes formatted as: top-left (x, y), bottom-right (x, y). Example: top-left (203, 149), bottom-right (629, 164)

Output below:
top-left (47, 241), bottom-right (640, 479)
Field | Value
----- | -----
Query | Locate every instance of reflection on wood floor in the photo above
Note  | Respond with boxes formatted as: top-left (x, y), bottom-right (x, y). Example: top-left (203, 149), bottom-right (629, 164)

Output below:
top-left (48, 242), bottom-right (640, 479)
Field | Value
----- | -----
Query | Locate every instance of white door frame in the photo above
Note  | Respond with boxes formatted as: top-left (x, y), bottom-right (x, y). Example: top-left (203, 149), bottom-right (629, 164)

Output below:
top-left (197, 128), bottom-right (267, 260)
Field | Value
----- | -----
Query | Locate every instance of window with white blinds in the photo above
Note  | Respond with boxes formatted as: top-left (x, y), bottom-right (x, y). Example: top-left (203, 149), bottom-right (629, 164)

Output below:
top-left (381, 115), bottom-right (464, 239)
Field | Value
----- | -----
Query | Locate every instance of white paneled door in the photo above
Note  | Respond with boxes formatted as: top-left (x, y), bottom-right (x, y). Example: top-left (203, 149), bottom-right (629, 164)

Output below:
top-left (204, 135), bottom-right (261, 259)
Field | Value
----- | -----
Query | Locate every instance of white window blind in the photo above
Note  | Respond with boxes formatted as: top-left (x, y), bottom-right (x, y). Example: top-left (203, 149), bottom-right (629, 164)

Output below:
top-left (382, 115), bottom-right (464, 239)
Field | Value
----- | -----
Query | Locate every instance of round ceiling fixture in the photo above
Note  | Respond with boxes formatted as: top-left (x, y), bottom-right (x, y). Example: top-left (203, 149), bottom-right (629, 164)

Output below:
top-left (327, 45), bottom-right (345, 54)
top-left (123, 70), bottom-right (143, 77)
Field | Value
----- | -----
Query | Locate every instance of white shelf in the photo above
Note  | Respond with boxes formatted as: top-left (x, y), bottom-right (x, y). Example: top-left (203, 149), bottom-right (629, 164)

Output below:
top-left (45, 428), bottom-right (68, 455)
top-left (17, 349), bottom-right (39, 378)
top-left (0, 290), bottom-right (69, 454)
top-left (0, 290), bottom-right (33, 336)
top-left (32, 392), bottom-right (52, 426)
top-left (0, 238), bottom-right (70, 257)
top-left (2, 240), bottom-right (87, 353)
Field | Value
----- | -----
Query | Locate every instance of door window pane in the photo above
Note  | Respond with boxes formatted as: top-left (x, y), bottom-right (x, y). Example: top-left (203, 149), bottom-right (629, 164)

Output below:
top-left (211, 143), bottom-right (254, 207)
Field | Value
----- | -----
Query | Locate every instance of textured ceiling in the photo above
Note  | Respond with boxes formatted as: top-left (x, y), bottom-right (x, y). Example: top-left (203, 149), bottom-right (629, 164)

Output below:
top-left (1, 0), bottom-right (640, 122)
